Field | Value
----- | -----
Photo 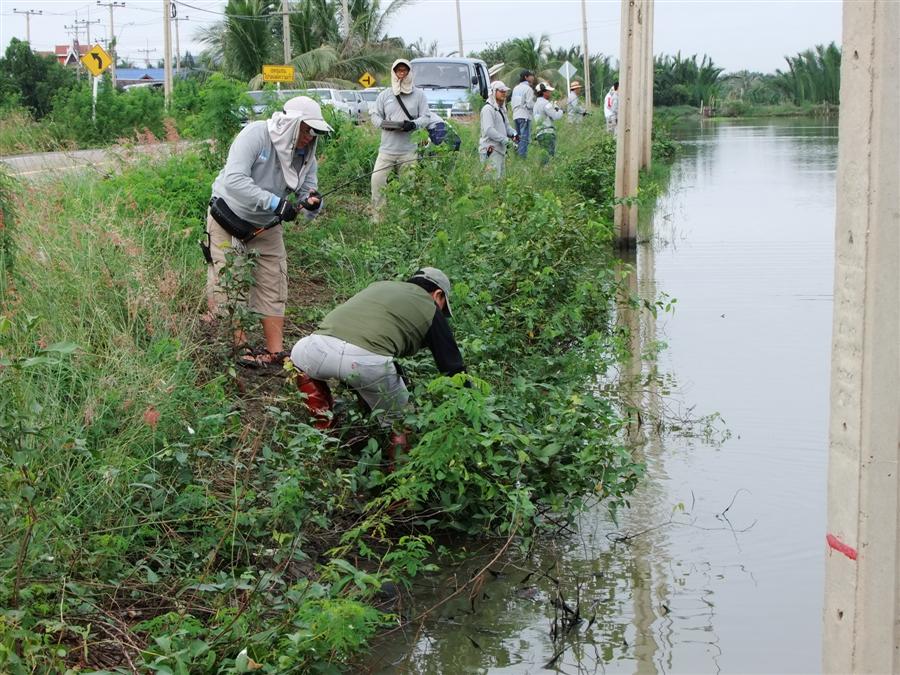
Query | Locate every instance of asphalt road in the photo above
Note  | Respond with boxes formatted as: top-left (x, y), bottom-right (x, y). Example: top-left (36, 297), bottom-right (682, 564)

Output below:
top-left (0, 142), bottom-right (193, 179)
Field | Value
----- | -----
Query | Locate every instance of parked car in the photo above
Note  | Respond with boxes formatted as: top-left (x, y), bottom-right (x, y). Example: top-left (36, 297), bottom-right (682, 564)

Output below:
top-left (359, 87), bottom-right (384, 119)
top-left (303, 88), bottom-right (357, 121)
top-left (410, 57), bottom-right (490, 117)
top-left (338, 90), bottom-right (367, 122)
top-left (242, 88), bottom-right (356, 122)
top-left (244, 89), bottom-right (303, 119)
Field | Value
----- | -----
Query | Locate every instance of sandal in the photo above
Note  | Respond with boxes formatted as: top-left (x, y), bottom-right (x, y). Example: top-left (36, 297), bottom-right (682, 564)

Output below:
top-left (237, 346), bottom-right (290, 370)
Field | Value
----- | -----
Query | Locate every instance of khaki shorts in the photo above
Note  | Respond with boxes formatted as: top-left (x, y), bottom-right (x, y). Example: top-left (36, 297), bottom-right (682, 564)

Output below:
top-left (205, 210), bottom-right (287, 318)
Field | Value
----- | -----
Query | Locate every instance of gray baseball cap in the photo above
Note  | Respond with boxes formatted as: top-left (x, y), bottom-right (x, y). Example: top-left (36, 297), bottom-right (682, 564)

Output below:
top-left (411, 267), bottom-right (453, 317)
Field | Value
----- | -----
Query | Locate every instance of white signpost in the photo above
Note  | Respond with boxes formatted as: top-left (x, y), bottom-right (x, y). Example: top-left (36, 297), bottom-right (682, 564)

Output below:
top-left (559, 60), bottom-right (578, 96)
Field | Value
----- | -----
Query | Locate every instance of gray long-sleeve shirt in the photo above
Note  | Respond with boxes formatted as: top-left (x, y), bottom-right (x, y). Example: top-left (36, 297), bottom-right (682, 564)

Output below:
top-left (211, 121), bottom-right (318, 226)
top-left (511, 81), bottom-right (536, 121)
top-left (370, 88), bottom-right (432, 155)
top-left (479, 101), bottom-right (515, 156)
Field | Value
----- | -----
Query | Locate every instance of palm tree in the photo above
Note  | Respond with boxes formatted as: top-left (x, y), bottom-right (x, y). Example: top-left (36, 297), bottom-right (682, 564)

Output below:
top-left (288, 0), bottom-right (340, 55)
top-left (773, 42), bottom-right (841, 104)
top-left (343, 0), bottom-right (415, 47)
top-left (197, 0), bottom-right (412, 85)
top-left (195, 0), bottom-right (275, 81)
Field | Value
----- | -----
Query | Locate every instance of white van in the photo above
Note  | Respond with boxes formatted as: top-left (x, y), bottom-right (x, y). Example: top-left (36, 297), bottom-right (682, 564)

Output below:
top-left (410, 57), bottom-right (490, 117)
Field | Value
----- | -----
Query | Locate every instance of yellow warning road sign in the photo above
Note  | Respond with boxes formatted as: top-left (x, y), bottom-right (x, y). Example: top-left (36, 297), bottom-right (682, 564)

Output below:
top-left (82, 43), bottom-right (112, 77)
top-left (358, 71), bottom-right (376, 88)
top-left (262, 64), bottom-right (296, 83)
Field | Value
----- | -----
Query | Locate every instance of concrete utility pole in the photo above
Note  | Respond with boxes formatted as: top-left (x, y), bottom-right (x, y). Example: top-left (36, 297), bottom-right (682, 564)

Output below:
top-left (281, 0), bottom-right (291, 64)
top-left (163, 0), bottom-right (173, 108)
top-left (76, 18), bottom-right (101, 45)
top-left (823, 1), bottom-right (900, 672)
top-left (138, 44), bottom-right (156, 68)
top-left (614, 0), bottom-right (650, 247)
top-left (454, 0), bottom-right (464, 57)
top-left (97, 1), bottom-right (124, 87)
top-left (173, 13), bottom-right (188, 74)
top-left (640, 0), bottom-right (654, 169)
top-left (341, 0), bottom-right (350, 40)
top-left (580, 0), bottom-right (591, 110)
top-left (13, 9), bottom-right (42, 45)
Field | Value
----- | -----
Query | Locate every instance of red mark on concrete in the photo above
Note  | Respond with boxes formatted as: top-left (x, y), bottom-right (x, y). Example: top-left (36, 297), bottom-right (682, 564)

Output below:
top-left (826, 534), bottom-right (858, 561)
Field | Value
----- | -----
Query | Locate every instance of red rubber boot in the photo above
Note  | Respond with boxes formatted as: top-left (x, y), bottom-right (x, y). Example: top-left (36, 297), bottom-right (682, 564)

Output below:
top-left (386, 431), bottom-right (410, 473)
top-left (295, 372), bottom-right (334, 430)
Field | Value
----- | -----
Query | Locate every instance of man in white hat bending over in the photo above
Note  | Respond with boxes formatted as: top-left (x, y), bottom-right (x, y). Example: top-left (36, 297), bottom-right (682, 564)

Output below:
top-left (205, 96), bottom-right (332, 368)
top-left (370, 59), bottom-right (432, 218)
top-left (479, 80), bottom-right (517, 177)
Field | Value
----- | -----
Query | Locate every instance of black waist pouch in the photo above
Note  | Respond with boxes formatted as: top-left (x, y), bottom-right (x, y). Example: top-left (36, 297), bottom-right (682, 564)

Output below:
top-left (209, 196), bottom-right (272, 243)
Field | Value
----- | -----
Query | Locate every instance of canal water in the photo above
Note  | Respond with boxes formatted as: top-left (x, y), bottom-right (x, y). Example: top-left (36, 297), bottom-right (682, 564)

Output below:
top-left (369, 118), bottom-right (838, 674)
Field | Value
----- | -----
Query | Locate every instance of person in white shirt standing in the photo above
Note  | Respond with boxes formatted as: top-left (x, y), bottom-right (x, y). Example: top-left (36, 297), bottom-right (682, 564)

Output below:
top-left (604, 81), bottom-right (620, 134)
top-left (479, 80), bottom-right (517, 178)
top-left (533, 82), bottom-right (563, 160)
top-left (370, 59), bottom-right (431, 218)
top-left (510, 70), bottom-right (536, 158)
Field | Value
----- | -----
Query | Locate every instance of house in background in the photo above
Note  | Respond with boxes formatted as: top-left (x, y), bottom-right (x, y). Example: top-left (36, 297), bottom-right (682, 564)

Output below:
top-left (115, 68), bottom-right (165, 89)
top-left (53, 43), bottom-right (90, 66)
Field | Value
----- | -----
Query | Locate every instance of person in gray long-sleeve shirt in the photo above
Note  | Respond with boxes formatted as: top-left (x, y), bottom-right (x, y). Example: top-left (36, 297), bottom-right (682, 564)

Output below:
top-left (370, 58), bottom-right (431, 218)
top-left (206, 96), bottom-right (331, 368)
top-left (510, 70), bottom-right (536, 158)
top-left (479, 80), bottom-right (517, 178)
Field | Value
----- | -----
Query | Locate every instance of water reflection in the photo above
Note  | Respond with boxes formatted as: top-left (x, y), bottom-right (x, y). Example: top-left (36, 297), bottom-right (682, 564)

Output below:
top-left (369, 119), bottom-right (835, 674)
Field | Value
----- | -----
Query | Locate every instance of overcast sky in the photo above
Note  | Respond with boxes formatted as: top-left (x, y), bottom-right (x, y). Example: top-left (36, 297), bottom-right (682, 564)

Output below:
top-left (0, 0), bottom-right (842, 74)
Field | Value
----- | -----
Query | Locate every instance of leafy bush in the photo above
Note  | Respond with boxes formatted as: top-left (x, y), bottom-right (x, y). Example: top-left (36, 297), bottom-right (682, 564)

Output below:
top-left (0, 38), bottom-right (75, 119)
top-left (560, 125), bottom-right (618, 208)
top-left (49, 80), bottom-right (166, 145)
top-left (187, 74), bottom-right (252, 162)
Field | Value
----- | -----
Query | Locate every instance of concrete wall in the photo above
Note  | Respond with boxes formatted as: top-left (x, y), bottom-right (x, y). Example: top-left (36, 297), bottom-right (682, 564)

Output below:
top-left (823, 1), bottom-right (900, 672)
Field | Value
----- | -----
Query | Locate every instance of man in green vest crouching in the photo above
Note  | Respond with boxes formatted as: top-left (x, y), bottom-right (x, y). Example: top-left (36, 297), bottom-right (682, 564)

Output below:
top-left (289, 268), bottom-right (466, 458)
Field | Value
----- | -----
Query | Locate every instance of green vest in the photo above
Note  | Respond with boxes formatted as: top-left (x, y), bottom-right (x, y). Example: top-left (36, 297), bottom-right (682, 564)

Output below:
top-left (315, 281), bottom-right (437, 357)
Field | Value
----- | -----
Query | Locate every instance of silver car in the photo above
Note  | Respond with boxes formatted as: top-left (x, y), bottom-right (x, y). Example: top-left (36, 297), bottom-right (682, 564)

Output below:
top-left (303, 88), bottom-right (356, 121)
top-left (338, 90), bottom-right (367, 122)
top-left (359, 87), bottom-right (384, 119)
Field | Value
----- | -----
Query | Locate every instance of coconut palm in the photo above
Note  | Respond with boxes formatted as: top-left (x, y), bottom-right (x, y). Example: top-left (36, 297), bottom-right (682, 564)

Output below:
top-left (343, 0), bottom-right (416, 47)
top-left (195, 0), bottom-right (276, 81)
top-left (773, 42), bottom-right (841, 104)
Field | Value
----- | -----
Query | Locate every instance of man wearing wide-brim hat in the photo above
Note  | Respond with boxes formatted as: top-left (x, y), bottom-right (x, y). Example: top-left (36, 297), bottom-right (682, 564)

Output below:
top-left (567, 81), bottom-right (586, 122)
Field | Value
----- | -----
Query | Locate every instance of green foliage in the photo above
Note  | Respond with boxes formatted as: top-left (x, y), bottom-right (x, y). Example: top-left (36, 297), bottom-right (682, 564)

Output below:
top-left (654, 52), bottom-right (723, 107)
top-left (0, 110), bottom-right (676, 671)
top-left (49, 80), bottom-right (166, 145)
top-left (0, 38), bottom-right (76, 119)
top-left (190, 74), bottom-right (252, 161)
top-left (0, 167), bottom-right (15, 283)
top-left (773, 42), bottom-right (841, 105)
top-left (560, 125), bottom-right (618, 208)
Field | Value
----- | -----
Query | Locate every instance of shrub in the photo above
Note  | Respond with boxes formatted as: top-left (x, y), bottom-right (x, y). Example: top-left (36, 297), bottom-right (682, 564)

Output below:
top-left (48, 80), bottom-right (166, 145)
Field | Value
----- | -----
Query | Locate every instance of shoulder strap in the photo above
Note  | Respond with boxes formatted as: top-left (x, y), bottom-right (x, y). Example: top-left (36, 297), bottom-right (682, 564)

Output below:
top-left (395, 94), bottom-right (414, 120)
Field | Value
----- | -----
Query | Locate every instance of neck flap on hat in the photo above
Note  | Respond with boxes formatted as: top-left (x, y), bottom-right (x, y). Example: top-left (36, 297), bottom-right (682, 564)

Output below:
top-left (266, 112), bottom-right (317, 191)
top-left (391, 58), bottom-right (414, 95)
